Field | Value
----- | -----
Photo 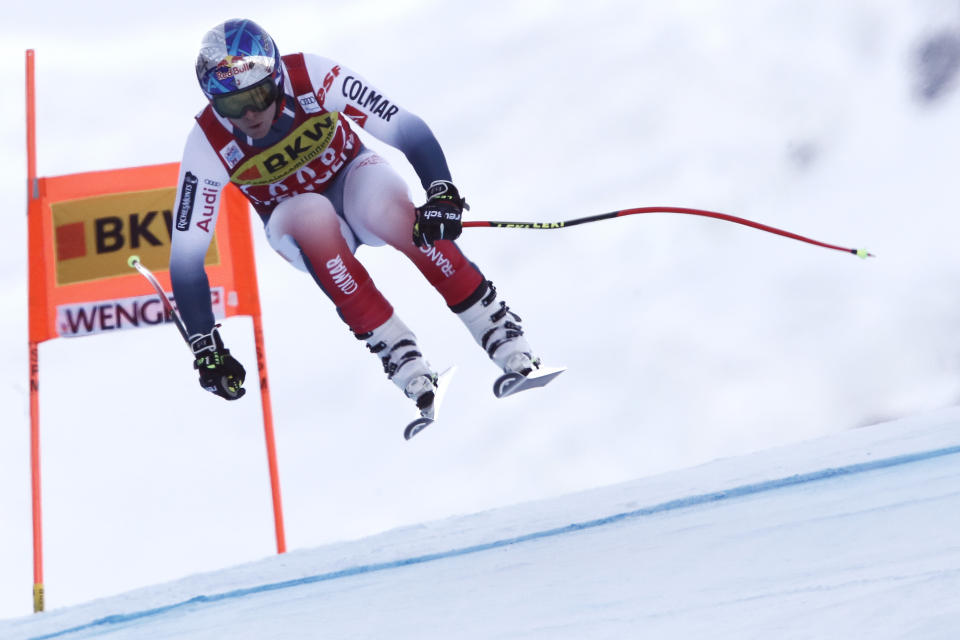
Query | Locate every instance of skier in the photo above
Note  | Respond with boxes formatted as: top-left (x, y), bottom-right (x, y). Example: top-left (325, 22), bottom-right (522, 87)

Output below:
top-left (169, 18), bottom-right (540, 415)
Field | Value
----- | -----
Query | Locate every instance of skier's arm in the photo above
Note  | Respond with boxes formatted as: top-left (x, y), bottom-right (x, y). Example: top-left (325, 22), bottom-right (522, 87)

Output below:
top-left (169, 124), bottom-right (247, 401)
top-left (169, 124), bottom-right (229, 338)
top-left (307, 55), bottom-right (452, 189)
top-left (307, 55), bottom-right (467, 244)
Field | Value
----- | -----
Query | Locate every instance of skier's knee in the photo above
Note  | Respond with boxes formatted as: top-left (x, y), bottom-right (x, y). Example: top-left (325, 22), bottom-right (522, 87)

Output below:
top-left (267, 193), bottom-right (357, 254)
top-left (269, 193), bottom-right (338, 236)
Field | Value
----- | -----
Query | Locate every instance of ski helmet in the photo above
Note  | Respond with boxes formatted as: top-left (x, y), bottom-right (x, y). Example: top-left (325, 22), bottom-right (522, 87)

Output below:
top-left (195, 19), bottom-right (284, 118)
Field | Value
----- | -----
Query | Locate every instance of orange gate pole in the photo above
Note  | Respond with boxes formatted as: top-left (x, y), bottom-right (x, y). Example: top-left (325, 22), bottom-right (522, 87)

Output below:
top-left (29, 342), bottom-right (43, 614)
top-left (253, 313), bottom-right (286, 553)
top-left (26, 48), bottom-right (46, 614)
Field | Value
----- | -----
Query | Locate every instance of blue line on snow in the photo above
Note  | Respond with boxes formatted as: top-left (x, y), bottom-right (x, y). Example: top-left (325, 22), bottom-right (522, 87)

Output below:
top-left (30, 443), bottom-right (960, 640)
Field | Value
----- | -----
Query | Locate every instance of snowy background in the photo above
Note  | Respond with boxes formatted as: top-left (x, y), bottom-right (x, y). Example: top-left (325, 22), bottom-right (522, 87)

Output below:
top-left (3, 0), bottom-right (960, 622)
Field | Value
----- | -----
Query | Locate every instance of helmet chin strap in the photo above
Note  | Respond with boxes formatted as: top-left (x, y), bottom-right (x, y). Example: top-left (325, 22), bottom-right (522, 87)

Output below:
top-left (271, 93), bottom-right (285, 123)
top-left (270, 71), bottom-right (287, 124)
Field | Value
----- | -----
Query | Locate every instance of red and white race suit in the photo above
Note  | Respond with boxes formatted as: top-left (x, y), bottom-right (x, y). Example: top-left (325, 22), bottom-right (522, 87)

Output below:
top-left (169, 53), bottom-right (485, 337)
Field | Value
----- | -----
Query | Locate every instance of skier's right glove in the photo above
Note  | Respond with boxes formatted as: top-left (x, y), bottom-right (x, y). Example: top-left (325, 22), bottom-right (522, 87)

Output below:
top-left (190, 327), bottom-right (246, 401)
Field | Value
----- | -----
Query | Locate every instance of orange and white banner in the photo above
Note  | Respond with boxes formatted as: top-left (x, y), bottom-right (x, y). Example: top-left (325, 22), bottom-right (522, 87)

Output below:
top-left (28, 162), bottom-right (261, 343)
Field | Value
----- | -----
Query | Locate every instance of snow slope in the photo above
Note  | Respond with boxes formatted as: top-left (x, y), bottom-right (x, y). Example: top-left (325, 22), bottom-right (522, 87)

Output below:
top-left (3, 408), bottom-right (960, 639)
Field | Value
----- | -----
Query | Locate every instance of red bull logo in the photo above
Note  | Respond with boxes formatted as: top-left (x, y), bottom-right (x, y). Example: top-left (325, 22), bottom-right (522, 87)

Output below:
top-left (215, 55), bottom-right (254, 81)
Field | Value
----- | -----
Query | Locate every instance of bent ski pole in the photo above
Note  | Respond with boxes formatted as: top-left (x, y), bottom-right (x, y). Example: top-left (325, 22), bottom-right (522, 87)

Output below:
top-left (127, 255), bottom-right (191, 347)
top-left (463, 206), bottom-right (874, 259)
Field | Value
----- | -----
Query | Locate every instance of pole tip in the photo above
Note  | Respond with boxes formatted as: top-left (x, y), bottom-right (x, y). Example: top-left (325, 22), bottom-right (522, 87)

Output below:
top-left (33, 583), bottom-right (44, 613)
top-left (127, 255), bottom-right (140, 268)
top-left (855, 248), bottom-right (875, 259)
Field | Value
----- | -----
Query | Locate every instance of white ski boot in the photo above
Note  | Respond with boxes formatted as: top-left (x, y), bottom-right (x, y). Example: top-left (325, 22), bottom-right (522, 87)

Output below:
top-left (455, 280), bottom-right (562, 397)
top-left (358, 314), bottom-right (438, 410)
top-left (456, 281), bottom-right (538, 370)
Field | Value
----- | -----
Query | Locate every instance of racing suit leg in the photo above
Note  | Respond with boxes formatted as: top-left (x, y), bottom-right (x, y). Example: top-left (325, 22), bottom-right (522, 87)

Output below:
top-left (265, 192), bottom-right (393, 334)
top-left (340, 153), bottom-right (483, 307)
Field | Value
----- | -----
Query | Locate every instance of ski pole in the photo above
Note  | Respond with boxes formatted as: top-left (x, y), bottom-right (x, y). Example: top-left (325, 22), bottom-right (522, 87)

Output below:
top-left (463, 206), bottom-right (874, 259)
top-left (127, 255), bottom-right (191, 348)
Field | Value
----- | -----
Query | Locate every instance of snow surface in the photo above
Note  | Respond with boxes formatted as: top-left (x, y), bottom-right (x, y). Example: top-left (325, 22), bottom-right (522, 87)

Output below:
top-left (3, 0), bottom-right (960, 624)
top-left (3, 408), bottom-right (960, 639)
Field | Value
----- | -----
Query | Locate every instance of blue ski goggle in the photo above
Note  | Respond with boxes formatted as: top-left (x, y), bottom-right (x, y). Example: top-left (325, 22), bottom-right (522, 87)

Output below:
top-left (212, 77), bottom-right (280, 119)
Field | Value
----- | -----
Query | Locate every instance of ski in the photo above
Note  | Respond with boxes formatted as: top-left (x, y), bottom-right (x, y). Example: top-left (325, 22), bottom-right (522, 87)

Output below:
top-left (493, 366), bottom-right (566, 399)
top-left (403, 366), bottom-right (457, 440)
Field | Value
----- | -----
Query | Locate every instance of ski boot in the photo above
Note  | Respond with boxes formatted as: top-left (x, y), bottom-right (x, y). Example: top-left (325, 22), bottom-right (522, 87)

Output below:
top-left (455, 280), bottom-right (563, 397)
top-left (357, 313), bottom-right (438, 411)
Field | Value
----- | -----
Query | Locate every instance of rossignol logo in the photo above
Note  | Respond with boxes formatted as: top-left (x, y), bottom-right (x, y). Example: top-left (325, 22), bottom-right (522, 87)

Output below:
top-left (176, 172), bottom-right (198, 231)
top-left (230, 113), bottom-right (340, 186)
top-left (57, 288), bottom-right (226, 338)
top-left (341, 76), bottom-right (400, 122)
top-left (326, 254), bottom-right (358, 294)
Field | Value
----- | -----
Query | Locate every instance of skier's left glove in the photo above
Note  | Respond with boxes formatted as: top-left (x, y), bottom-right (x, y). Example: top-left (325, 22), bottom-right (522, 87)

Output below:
top-left (190, 327), bottom-right (246, 401)
top-left (413, 180), bottom-right (469, 248)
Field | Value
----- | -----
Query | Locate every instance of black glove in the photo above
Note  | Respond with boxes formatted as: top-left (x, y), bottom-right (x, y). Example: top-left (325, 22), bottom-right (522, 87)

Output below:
top-left (413, 180), bottom-right (469, 247)
top-left (191, 327), bottom-right (246, 400)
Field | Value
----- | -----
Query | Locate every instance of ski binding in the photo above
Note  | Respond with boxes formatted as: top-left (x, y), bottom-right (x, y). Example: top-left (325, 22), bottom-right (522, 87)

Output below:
top-left (404, 366), bottom-right (457, 440)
